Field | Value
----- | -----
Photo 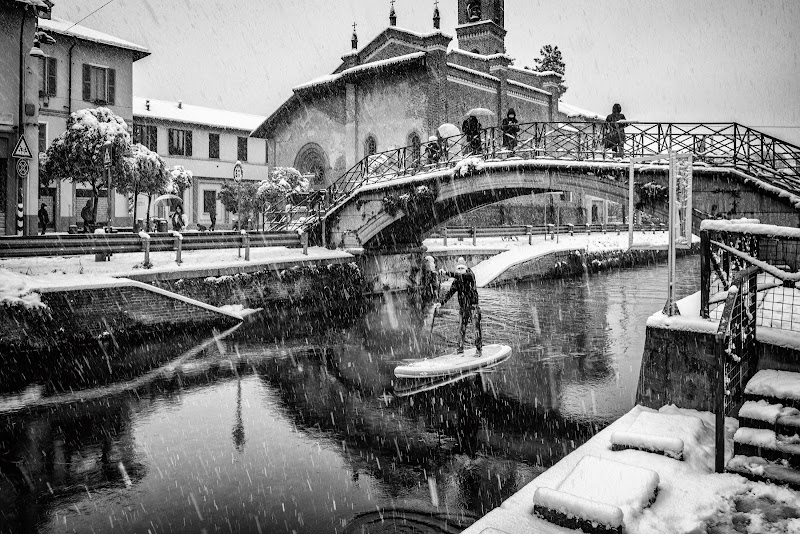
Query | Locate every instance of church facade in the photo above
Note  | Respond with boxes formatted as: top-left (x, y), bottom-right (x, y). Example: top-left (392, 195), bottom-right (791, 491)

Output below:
top-left (252, 0), bottom-right (568, 190)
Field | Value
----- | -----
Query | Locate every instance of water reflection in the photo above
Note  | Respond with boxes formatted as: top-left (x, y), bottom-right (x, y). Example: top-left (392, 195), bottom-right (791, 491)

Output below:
top-left (0, 256), bottom-right (699, 533)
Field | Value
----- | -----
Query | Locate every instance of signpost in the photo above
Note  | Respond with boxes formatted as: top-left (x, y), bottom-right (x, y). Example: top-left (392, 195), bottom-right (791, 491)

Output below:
top-left (13, 135), bottom-right (32, 235)
top-left (233, 161), bottom-right (243, 256)
top-left (103, 142), bottom-right (113, 230)
top-left (628, 151), bottom-right (693, 316)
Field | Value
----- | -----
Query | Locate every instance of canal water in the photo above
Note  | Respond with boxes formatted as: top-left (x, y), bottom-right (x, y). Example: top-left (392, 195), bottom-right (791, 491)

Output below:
top-left (0, 256), bottom-right (700, 534)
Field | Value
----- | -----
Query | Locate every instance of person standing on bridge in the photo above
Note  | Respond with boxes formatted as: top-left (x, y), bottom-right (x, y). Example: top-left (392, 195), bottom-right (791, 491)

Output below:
top-left (436, 257), bottom-right (483, 354)
top-left (502, 108), bottom-right (520, 153)
top-left (605, 103), bottom-right (627, 158)
top-left (462, 116), bottom-right (482, 156)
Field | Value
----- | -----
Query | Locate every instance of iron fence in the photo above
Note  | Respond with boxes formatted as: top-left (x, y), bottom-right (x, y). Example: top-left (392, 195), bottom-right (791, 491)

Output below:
top-left (700, 228), bottom-right (800, 332)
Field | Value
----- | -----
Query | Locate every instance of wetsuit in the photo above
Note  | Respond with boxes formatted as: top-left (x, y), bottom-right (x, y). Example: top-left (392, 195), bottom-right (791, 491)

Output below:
top-left (440, 268), bottom-right (483, 351)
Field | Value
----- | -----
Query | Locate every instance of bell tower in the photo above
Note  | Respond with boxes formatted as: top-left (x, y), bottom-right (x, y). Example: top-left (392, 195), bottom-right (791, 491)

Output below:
top-left (456, 0), bottom-right (506, 55)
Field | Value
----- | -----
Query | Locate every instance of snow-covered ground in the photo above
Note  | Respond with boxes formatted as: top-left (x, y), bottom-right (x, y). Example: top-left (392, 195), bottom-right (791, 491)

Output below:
top-left (0, 245), bottom-right (352, 279)
top-left (464, 404), bottom-right (800, 534)
top-left (425, 230), bottom-right (683, 287)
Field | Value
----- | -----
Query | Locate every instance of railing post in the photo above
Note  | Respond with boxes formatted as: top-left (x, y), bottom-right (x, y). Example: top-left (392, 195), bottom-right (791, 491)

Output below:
top-left (616, 223), bottom-right (621, 235)
top-left (301, 231), bottom-right (308, 255)
top-left (471, 226), bottom-right (476, 247)
top-left (527, 225), bottom-right (532, 245)
top-left (700, 230), bottom-right (711, 318)
top-left (586, 223), bottom-right (591, 235)
top-left (602, 224), bottom-right (606, 234)
top-left (548, 223), bottom-right (554, 240)
top-left (443, 227), bottom-right (448, 247)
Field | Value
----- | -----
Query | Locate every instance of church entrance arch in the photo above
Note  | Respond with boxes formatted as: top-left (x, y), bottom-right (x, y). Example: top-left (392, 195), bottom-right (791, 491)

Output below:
top-left (294, 143), bottom-right (330, 188)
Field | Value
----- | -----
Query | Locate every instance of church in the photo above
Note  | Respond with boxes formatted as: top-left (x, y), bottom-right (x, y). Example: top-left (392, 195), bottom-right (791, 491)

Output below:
top-left (252, 0), bottom-right (611, 225)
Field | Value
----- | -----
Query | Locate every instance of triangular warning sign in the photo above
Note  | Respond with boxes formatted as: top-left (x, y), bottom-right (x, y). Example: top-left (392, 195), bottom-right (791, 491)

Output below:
top-left (12, 136), bottom-right (33, 159)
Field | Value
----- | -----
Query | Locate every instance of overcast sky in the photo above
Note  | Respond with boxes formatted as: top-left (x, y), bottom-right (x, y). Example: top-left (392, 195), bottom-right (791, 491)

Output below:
top-left (57, 0), bottom-right (800, 144)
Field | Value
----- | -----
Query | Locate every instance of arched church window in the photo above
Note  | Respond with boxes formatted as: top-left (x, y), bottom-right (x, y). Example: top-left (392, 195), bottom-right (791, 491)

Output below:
top-left (408, 133), bottom-right (421, 162)
top-left (294, 142), bottom-right (329, 186)
top-left (365, 136), bottom-right (377, 157)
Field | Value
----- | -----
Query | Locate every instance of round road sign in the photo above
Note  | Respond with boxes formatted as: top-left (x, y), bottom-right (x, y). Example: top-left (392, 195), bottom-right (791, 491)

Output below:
top-left (233, 162), bottom-right (243, 182)
top-left (16, 159), bottom-right (29, 178)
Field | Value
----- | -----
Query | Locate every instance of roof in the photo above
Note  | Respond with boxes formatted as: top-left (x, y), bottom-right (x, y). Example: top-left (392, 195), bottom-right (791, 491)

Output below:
top-left (12, 0), bottom-right (49, 7)
top-left (508, 65), bottom-right (564, 79)
top-left (39, 16), bottom-right (150, 61)
top-left (133, 97), bottom-right (266, 132)
top-left (558, 101), bottom-right (603, 120)
top-left (448, 48), bottom-right (514, 63)
top-left (294, 51), bottom-right (427, 92)
top-left (340, 26), bottom-right (451, 65)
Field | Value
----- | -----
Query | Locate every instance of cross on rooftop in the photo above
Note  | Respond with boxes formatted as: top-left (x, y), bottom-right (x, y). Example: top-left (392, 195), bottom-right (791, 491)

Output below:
top-left (352, 22), bottom-right (357, 32)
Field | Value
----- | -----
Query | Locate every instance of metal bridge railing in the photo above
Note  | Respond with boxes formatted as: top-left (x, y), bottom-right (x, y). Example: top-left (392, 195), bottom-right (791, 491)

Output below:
top-left (278, 122), bottom-right (800, 234)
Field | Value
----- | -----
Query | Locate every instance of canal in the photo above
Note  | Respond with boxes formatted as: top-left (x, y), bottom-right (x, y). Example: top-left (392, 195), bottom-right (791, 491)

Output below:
top-left (0, 255), bottom-right (700, 533)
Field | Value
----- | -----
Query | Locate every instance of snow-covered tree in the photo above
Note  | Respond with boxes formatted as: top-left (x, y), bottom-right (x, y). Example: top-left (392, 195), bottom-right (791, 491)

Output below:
top-left (167, 165), bottom-right (193, 199)
top-left (41, 107), bottom-right (131, 222)
top-left (218, 180), bottom-right (259, 228)
top-left (255, 167), bottom-right (311, 228)
top-left (528, 44), bottom-right (568, 95)
top-left (116, 143), bottom-right (169, 230)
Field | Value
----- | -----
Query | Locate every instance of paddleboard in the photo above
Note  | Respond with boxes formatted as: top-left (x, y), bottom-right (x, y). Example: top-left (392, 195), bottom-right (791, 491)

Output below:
top-left (394, 343), bottom-right (512, 379)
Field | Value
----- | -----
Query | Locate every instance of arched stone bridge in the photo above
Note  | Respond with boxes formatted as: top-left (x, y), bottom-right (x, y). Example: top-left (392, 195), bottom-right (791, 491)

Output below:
top-left (288, 122), bottom-right (800, 249)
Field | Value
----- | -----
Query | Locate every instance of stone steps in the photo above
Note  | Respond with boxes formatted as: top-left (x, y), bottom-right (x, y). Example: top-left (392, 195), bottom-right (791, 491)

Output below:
top-left (728, 370), bottom-right (800, 487)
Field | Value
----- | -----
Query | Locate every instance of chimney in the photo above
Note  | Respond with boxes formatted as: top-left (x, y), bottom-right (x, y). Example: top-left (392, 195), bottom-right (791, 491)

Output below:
top-left (178, 100), bottom-right (183, 109)
top-left (145, 99), bottom-right (150, 111)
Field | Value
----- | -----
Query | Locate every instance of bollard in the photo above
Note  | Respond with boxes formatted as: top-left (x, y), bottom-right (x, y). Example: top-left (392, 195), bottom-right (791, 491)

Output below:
top-left (141, 236), bottom-right (150, 266)
top-left (568, 223), bottom-right (574, 236)
top-left (443, 227), bottom-right (448, 247)
top-left (471, 226), bottom-right (476, 247)
top-left (174, 234), bottom-right (182, 264)
top-left (617, 223), bottom-right (621, 235)
top-left (586, 223), bottom-right (591, 235)
top-left (602, 224), bottom-right (607, 234)
top-left (652, 224), bottom-right (657, 235)
top-left (301, 231), bottom-right (308, 255)
top-left (660, 223), bottom-right (666, 234)
top-left (548, 223), bottom-right (554, 240)
top-left (243, 231), bottom-right (251, 261)
top-left (526, 225), bottom-right (532, 245)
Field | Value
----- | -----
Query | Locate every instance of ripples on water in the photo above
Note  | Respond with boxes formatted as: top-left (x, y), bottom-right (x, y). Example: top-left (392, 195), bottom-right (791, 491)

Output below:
top-left (0, 256), bottom-right (699, 533)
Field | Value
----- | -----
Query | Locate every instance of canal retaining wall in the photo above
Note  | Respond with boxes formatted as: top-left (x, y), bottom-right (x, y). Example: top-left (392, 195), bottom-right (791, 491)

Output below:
top-left (0, 280), bottom-right (241, 352)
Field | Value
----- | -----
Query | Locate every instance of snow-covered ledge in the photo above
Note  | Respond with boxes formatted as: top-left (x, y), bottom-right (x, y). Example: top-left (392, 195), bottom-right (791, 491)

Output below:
top-left (645, 291), bottom-right (718, 334)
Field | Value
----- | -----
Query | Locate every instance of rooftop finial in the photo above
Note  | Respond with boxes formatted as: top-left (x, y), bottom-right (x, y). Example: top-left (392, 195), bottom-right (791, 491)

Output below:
top-left (351, 21), bottom-right (358, 50)
top-left (389, 0), bottom-right (397, 27)
top-left (433, 0), bottom-right (440, 29)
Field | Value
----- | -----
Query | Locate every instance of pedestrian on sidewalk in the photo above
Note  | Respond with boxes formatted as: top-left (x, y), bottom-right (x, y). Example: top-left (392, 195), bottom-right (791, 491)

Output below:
top-left (436, 257), bottom-right (483, 354)
top-left (209, 204), bottom-right (216, 231)
top-left (171, 205), bottom-right (185, 232)
top-left (38, 204), bottom-right (49, 235)
top-left (605, 103), bottom-right (627, 158)
top-left (80, 200), bottom-right (94, 233)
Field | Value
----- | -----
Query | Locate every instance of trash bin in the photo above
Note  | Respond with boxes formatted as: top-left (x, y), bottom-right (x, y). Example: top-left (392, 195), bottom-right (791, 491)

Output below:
top-left (157, 219), bottom-right (168, 233)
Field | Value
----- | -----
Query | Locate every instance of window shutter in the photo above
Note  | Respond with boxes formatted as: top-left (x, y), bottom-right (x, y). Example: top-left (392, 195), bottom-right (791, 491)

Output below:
top-left (47, 57), bottom-right (57, 96)
top-left (107, 68), bottom-right (116, 105)
top-left (168, 129), bottom-right (175, 155)
top-left (149, 126), bottom-right (157, 152)
top-left (82, 64), bottom-right (91, 101)
top-left (186, 131), bottom-right (192, 156)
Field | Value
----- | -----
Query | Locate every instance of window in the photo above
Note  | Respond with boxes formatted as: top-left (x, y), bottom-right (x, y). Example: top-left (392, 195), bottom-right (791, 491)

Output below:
top-left (365, 135), bottom-right (377, 156)
top-left (133, 124), bottom-right (157, 152)
top-left (168, 128), bottom-right (192, 156)
top-left (237, 137), bottom-right (248, 162)
top-left (265, 142), bottom-right (269, 165)
top-left (39, 57), bottom-right (56, 97)
top-left (82, 64), bottom-right (115, 105)
top-left (203, 190), bottom-right (216, 214)
top-left (38, 123), bottom-right (47, 152)
top-left (209, 133), bottom-right (220, 159)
